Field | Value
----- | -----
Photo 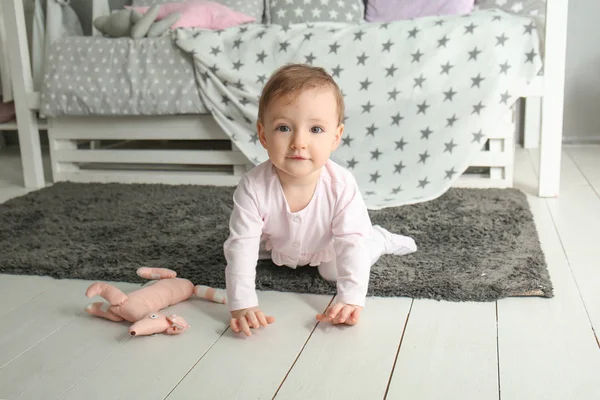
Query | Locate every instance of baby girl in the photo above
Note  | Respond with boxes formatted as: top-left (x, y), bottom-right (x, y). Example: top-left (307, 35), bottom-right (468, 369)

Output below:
top-left (224, 64), bottom-right (417, 336)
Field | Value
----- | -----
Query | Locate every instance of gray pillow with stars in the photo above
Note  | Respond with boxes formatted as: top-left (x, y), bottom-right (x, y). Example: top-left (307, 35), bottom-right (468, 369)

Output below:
top-left (475, 0), bottom-right (546, 43)
top-left (475, 0), bottom-right (546, 18)
top-left (265, 0), bottom-right (365, 25)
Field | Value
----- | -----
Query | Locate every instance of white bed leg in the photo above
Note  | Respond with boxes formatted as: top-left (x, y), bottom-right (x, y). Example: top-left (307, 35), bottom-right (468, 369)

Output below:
top-left (489, 139), bottom-right (503, 180)
top-left (523, 97), bottom-right (541, 149)
top-left (503, 105), bottom-right (517, 186)
top-left (231, 143), bottom-right (250, 177)
top-left (0, 1), bottom-right (13, 102)
top-left (538, 0), bottom-right (569, 197)
top-left (49, 136), bottom-right (80, 183)
top-left (233, 165), bottom-right (245, 176)
top-left (3, 0), bottom-right (45, 188)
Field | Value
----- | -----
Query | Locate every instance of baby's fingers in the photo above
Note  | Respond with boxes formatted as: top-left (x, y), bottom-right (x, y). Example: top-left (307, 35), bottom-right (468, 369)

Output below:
top-left (316, 303), bottom-right (343, 323)
top-left (315, 310), bottom-right (331, 322)
top-left (230, 318), bottom-right (241, 333)
top-left (239, 316), bottom-right (252, 336)
top-left (246, 311), bottom-right (261, 329)
top-left (327, 303), bottom-right (345, 320)
top-left (346, 307), bottom-right (363, 325)
top-left (334, 306), bottom-right (355, 324)
top-left (256, 311), bottom-right (275, 327)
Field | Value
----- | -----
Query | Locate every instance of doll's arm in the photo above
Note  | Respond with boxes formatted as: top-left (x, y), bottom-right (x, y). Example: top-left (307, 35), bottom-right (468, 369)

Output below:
top-left (136, 267), bottom-right (177, 280)
top-left (85, 302), bottom-right (125, 322)
top-left (85, 282), bottom-right (128, 306)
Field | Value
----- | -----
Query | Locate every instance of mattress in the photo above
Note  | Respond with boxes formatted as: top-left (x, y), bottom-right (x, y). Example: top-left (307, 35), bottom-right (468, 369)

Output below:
top-left (39, 35), bottom-right (209, 117)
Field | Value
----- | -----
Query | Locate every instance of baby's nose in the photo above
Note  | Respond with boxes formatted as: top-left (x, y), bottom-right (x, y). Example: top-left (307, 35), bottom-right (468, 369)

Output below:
top-left (291, 133), bottom-right (308, 148)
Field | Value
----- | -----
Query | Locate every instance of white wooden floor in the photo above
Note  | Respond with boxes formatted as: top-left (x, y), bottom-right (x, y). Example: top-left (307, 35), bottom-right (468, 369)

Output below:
top-left (1, 145), bottom-right (599, 400)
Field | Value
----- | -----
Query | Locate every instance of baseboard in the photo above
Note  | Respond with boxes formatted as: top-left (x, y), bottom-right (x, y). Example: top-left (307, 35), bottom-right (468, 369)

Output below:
top-left (562, 136), bottom-right (600, 145)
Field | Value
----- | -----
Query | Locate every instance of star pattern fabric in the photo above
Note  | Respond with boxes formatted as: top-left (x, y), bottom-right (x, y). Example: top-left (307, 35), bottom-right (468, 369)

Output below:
top-left (39, 36), bottom-right (206, 117)
top-left (174, 10), bottom-right (542, 209)
top-left (476, 0), bottom-right (547, 40)
top-left (476, 0), bottom-right (546, 17)
top-left (266, 0), bottom-right (364, 25)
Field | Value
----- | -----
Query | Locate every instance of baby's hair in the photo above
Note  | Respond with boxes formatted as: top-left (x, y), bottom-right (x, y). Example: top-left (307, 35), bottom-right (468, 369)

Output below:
top-left (258, 63), bottom-right (345, 125)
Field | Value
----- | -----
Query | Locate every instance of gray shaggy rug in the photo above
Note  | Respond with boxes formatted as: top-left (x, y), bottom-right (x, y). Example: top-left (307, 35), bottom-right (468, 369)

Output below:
top-left (0, 182), bottom-right (552, 301)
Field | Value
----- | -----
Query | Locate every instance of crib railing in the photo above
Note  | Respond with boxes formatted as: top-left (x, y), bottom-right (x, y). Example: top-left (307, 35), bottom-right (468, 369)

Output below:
top-left (2, 0), bottom-right (44, 188)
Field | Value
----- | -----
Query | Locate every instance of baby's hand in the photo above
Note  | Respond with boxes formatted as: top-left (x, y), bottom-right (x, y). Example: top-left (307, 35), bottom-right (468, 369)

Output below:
top-left (230, 306), bottom-right (275, 336)
top-left (316, 302), bottom-right (363, 326)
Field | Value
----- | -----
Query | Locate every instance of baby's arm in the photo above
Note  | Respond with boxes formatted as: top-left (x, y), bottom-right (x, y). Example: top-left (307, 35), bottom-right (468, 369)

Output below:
top-left (224, 176), bottom-right (274, 336)
top-left (320, 181), bottom-right (372, 324)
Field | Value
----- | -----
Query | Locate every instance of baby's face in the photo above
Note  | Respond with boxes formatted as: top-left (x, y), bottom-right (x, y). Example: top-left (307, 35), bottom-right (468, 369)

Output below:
top-left (257, 87), bottom-right (343, 182)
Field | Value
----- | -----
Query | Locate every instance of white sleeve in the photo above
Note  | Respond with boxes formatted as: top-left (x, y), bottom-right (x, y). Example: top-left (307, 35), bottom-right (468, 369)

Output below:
top-left (330, 180), bottom-right (373, 307)
top-left (223, 176), bottom-right (264, 311)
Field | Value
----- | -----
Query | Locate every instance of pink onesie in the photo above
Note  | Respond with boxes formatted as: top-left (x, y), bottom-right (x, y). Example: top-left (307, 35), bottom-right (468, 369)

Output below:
top-left (224, 159), bottom-right (374, 311)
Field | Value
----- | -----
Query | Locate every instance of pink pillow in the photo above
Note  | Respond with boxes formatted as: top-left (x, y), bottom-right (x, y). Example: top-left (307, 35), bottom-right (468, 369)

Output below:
top-left (128, 1), bottom-right (255, 30)
top-left (365, 0), bottom-right (475, 22)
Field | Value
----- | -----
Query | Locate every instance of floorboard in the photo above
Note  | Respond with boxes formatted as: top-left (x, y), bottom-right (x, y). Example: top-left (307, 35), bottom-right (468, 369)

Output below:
top-left (0, 274), bottom-right (58, 317)
top-left (565, 146), bottom-right (600, 195)
top-left (57, 298), bottom-right (230, 400)
top-left (532, 148), bottom-right (600, 338)
top-left (166, 292), bottom-right (332, 400)
top-left (386, 300), bottom-right (499, 400)
top-left (0, 281), bottom-right (139, 400)
top-left (0, 279), bottom-right (103, 371)
top-left (495, 149), bottom-right (600, 400)
top-left (274, 297), bottom-right (411, 400)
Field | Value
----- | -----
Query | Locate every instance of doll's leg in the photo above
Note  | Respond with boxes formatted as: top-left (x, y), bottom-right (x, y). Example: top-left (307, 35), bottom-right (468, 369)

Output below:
top-left (194, 285), bottom-right (227, 304)
top-left (85, 302), bottom-right (125, 322)
top-left (85, 282), bottom-right (128, 306)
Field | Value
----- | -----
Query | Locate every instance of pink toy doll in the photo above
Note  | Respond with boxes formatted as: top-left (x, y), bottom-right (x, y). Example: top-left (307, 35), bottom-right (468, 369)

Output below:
top-left (85, 267), bottom-right (226, 336)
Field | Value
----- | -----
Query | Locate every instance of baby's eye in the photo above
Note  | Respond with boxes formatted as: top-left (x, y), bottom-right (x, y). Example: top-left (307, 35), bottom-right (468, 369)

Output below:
top-left (150, 314), bottom-right (158, 319)
top-left (310, 126), bottom-right (323, 134)
top-left (276, 125), bottom-right (290, 132)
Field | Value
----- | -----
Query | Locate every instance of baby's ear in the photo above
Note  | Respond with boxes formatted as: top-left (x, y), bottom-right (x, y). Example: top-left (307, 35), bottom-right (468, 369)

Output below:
top-left (332, 123), bottom-right (344, 149)
top-left (257, 121), bottom-right (268, 149)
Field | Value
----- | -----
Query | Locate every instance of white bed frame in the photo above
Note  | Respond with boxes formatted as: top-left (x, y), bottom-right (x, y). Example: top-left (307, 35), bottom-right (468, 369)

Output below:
top-left (2, 0), bottom-right (569, 197)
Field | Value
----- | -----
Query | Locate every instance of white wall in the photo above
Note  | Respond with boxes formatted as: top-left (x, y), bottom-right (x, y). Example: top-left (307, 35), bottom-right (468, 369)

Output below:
top-left (562, 0), bottom-right (600, 143)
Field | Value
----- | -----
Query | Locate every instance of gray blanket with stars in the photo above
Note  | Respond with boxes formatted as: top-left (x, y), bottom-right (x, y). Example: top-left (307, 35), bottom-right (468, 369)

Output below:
top-left (174, 10), bottom-right (542, 208)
